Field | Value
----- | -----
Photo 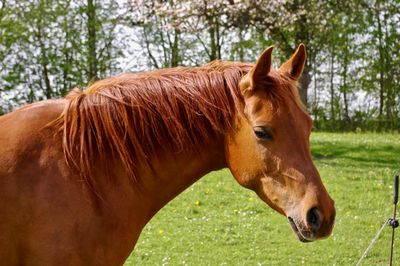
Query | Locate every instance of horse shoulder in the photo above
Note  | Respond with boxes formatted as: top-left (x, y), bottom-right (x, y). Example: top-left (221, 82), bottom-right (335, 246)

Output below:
top-left (0, 99), bottom-right (66, 172)
top-left (0, 99), bottom-right (141, 265)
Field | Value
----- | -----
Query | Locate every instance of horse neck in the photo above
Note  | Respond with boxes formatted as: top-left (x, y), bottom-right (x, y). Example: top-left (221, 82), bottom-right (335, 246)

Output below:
top-left (90, 139), bottom-right (227, 253)
top-left (137, 139), bottom-right (227, 219)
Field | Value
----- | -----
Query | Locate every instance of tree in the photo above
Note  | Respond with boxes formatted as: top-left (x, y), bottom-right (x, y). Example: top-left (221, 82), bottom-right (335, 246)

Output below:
top-left (0, 0), bottom-right (124, 113)
top-left (1, 0), bottom-right (399, 131)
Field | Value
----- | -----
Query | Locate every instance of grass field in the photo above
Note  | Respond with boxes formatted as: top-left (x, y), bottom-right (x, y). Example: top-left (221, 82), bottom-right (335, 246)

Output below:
top-left (125, 132), bottom-right (400, 265)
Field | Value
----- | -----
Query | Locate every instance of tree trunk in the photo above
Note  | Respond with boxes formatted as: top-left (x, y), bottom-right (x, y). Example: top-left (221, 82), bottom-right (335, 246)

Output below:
top-left (312, 55), bottom-right (319, 129)
top-left (143, 26), bottom-right (160, 69)
top-left (215, 18), bottom-right (221, 59)
top-left (37, 19), bottom-right (52, 99)
top-left (299, 66), bottom-right (311, 106)
top-left (329, 46), bottom-right (336, 123)
top-left (381, 2), bottom-right (394, 128)
top-left (375, 1), bottom-right (385, 130)
top-left (87, 0), bottom-right (98, 81)
top-left (294, 0), bottom-right (310, 107)
top-left (238, 28), bottom-right (244, 61)
top-left (341, 47), bottom-right (350, 124)
top-left (209, 22), bottom-right (217, 61)
top-left (159, 29), bottom-right (169, 67)
top-left (170, 28), bottom-right (180, 67)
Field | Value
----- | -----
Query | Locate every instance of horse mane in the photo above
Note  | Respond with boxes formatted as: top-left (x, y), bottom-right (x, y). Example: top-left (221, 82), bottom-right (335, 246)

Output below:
top-left (58, 60), bottom-right (305, 188)
top-left (59, 61), bottom-right (252, 185)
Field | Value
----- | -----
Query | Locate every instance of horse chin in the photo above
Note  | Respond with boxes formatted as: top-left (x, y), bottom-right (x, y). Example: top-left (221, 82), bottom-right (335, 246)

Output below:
top-left (288, 217), bottom-right (314, 243)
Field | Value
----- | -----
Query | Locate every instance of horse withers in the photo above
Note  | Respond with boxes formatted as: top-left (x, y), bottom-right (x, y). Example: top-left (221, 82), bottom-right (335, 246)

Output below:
top-left (0, 44), bottom-right (335, 265)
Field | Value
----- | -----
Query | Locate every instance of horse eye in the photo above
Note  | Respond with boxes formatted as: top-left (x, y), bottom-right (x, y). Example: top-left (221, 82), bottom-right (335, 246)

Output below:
top-left (253, 127), bottom-right (273, 140)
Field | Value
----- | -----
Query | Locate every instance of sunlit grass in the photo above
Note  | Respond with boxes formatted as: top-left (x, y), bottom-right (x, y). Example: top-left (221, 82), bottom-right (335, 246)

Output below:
top-left (125, 132), bottom-right (400, 265)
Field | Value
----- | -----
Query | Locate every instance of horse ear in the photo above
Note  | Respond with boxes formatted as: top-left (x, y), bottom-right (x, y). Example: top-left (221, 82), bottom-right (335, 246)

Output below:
top-left (279, 43), bottom-right (306, 80)
top-left (240, 46), bottom-right (273, 94)
top-left (251, 46), bottom-right (274, 81)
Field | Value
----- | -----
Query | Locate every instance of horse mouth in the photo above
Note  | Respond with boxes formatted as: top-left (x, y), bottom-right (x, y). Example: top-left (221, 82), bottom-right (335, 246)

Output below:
top-left (288, 217), bottom-right (313, 243)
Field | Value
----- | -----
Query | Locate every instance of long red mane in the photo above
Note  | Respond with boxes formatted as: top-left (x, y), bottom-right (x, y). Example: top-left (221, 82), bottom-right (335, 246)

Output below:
top-left (59, 61), bottom-right (251, 185)
top-left (58, 60), bottom-right (305, 188)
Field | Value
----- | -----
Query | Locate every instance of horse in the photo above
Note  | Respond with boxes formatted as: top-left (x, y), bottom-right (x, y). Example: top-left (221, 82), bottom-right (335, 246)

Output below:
top-left (0, 44), bottom-right (335, 265)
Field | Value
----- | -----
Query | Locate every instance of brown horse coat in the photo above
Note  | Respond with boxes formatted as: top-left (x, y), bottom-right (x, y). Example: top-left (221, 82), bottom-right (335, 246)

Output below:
top-left (0, 45), bottom-right (335, 265)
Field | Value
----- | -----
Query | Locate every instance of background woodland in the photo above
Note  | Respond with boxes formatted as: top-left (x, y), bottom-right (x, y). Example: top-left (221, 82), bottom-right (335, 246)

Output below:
top-left (0, 0), bottom-right (399, 131)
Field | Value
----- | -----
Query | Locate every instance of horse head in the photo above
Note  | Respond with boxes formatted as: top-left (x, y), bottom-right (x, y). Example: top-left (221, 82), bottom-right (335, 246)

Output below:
top-left (225, 44), bottom-right (335, 242)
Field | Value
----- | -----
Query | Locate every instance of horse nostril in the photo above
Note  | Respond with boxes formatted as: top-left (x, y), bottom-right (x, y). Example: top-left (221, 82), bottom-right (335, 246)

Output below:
top-left (306, 207), bottom-right (321, 232)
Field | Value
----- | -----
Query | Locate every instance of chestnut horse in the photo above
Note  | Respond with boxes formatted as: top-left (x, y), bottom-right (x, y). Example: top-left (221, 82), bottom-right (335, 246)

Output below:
top-left (0, 44), bottom-right (335, 265)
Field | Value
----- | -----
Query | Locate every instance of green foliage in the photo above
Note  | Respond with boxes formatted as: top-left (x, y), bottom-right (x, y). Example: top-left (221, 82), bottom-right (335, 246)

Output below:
top-left (126, 132), bottom-right (400, 265)
top-left (1, 0), bottom-right (399, 131)
top-left (313, 109), bottom-right (400, 132)
top-left (0, 0), bottom-right (123, 113)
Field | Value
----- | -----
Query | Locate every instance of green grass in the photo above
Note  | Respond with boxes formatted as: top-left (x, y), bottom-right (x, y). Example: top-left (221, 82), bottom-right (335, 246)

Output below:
top-left (125, 132), bottom-right (400, 265)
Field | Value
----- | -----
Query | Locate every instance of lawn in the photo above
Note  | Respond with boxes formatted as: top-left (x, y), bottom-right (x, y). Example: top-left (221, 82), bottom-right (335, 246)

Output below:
top-left (125, 132), bottom-right (400, 265)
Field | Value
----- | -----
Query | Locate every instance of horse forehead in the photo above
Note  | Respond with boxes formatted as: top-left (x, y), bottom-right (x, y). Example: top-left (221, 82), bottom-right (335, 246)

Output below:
top-left (248, 97), bottom-right (312, 133)
top-left (245, 96), bottom-right (273, 116)
top-left (246, 93), bottom-right (291, 119)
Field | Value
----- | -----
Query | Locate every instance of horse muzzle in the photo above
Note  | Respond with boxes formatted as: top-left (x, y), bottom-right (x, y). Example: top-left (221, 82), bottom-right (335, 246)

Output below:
top-left (287, 205), bottom-right (335, 242)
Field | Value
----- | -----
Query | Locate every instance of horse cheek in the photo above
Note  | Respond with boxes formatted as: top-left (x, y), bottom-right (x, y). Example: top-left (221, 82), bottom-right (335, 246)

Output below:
top-left (225, 119), bottom-right (263, 190)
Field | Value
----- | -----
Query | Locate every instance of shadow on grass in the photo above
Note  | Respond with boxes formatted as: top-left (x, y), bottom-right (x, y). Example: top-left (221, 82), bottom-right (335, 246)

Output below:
top-left (311, 141), bottom-right (400, 169)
